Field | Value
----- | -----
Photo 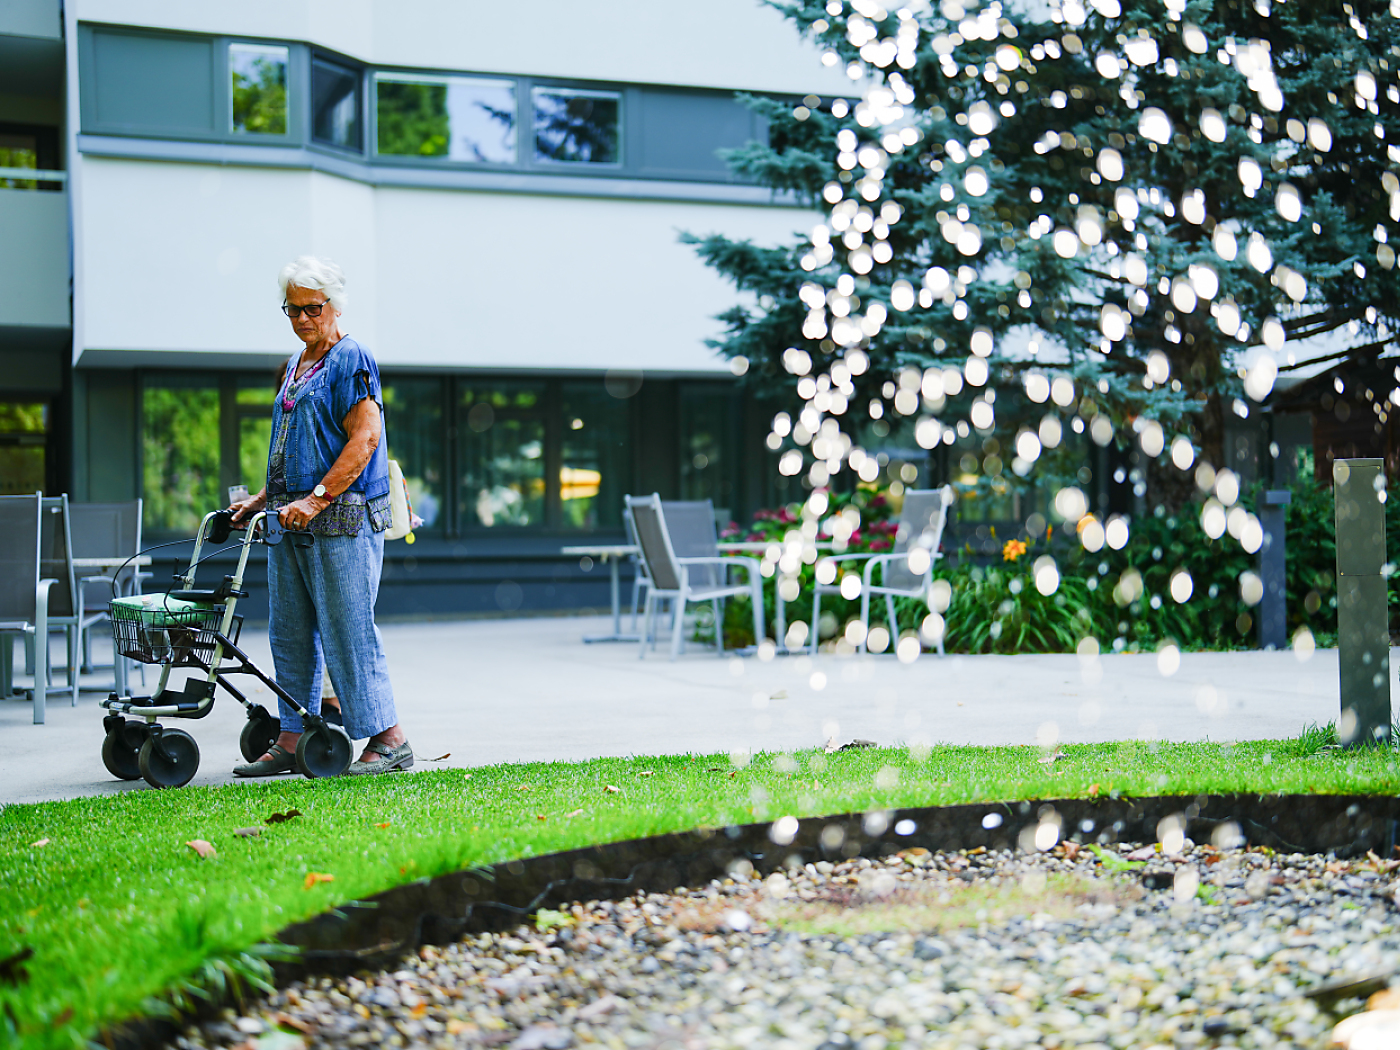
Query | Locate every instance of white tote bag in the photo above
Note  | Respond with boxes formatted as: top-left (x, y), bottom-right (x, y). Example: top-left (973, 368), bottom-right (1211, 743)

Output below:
top-left (385, 459), bottom-right (413, 541)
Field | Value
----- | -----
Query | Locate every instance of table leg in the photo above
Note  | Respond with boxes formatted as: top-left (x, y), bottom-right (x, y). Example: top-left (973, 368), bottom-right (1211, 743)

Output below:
top-left (582, 554), bottom-right (641, 643)
top-left (776, 578), bottom-right (788, 652)
top-left (610, 556), bottom-right (622, 635)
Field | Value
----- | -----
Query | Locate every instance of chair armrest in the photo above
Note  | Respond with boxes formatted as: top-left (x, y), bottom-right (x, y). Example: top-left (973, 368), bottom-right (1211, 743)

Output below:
top-left (817, 551), bottom-right (889, 563)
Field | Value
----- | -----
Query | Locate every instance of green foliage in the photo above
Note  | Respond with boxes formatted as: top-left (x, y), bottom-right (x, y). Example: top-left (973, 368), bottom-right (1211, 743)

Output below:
top-left (230, 55), bottom-right (287, 136)
top-left (376, 81), bottom-right (450, 157)
top-left (690, 0), bottom-right (1400, 495)
top-left (142, 384), bottom-right (221, 535)
top-left (939, 562), bottom-right (1108, 654)
top-left (714, 474), bottom-right (1391, 654)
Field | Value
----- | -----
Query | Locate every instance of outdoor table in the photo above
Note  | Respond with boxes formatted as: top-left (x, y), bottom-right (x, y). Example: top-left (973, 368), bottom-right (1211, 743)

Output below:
top-left (561, 544), bottom-right (639, 643)
top-left (72, 556), bottom-right (152, 571)
top-left (718, 541), bottom-right (833, 652)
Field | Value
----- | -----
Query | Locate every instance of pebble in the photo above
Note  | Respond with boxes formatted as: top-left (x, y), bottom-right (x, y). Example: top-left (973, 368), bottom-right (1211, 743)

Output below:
top-left (163, 843), bottom-right (1400, 1050)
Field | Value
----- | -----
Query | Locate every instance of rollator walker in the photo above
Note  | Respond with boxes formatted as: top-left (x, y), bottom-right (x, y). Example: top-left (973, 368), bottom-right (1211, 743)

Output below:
top-left (99, 508), bottom-right (352, 788)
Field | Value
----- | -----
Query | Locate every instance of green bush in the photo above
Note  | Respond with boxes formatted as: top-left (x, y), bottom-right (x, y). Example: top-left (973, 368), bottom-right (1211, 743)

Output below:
top-left (713, 473), bottom-right (1389, 655)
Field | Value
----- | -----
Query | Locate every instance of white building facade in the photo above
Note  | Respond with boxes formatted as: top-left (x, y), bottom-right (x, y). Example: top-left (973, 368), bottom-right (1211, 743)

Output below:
top-left (0, 0), bottom-right (845, 614)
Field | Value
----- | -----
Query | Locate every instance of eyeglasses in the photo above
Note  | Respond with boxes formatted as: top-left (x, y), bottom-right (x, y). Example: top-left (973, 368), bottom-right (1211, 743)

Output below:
top-left (281, 301), bottom-right (330, 318)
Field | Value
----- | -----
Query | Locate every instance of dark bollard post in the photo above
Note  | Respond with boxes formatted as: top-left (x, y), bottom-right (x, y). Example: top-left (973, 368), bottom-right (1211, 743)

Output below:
top-left (1333, 458), bottom-right (1392, 747)
top-left (1258, 490), bottom-right (1292, 650)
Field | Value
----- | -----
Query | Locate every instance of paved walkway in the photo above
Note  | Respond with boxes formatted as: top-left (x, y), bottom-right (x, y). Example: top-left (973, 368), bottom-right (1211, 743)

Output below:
top-left (0, 615), bottom-right (1366, 805)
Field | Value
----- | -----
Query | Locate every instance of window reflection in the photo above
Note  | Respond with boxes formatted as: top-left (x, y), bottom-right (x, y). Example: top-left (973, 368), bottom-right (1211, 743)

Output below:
top-left (533, 88), bottom-right (620, 164)
top-left (560, 383), bottom-right (627, 529)
top-left (382, 378), bottom-right (444, 531)
top-left (679, 386), bottom-right (737, 515)
top-left (312, 57), bottom-right (360, 150)
top-left (230, 44), bottom-right (288, 135)
top-left (376, 75), bottom-right (516, 162)
top-left (458, 384), bottom-right (545, 528)
top-left (0, 402), bottom-right (48, 494)
top-left (143, 376), bottom-right (221, 534)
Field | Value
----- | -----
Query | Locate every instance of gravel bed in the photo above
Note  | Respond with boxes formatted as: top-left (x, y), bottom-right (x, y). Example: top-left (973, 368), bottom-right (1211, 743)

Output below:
top-left (166, 841), bottom-right (1400, 1050)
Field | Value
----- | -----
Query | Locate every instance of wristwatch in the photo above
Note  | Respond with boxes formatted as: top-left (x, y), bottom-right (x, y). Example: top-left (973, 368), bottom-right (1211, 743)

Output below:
top-left (313, 484), bottom-right (329, 499)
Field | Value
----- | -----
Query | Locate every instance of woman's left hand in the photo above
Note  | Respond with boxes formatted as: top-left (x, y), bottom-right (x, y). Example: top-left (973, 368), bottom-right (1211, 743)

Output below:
top-left (280, 495), bottom-right (329, 531)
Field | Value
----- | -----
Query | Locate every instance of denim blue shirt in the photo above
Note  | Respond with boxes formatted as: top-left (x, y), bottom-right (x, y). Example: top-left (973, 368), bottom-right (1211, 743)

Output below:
top-left (266, 336), bottom-right (391, 504)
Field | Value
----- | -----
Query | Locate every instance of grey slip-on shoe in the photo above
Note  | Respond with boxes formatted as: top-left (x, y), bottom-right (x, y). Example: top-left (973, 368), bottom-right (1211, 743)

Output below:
top-left (346, 739), bottom-right (414, 776)
top-left (232, 742), bottom-right (300, 777)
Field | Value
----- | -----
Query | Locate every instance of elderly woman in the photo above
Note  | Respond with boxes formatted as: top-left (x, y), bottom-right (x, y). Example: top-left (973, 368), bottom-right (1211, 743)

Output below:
top-left (229, 256), bottom-right (412, 776)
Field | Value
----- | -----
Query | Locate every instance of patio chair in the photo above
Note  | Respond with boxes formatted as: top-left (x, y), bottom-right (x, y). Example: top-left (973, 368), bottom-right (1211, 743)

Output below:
top-left (622, 504), bottom-right (652, 633)
top-left (0, 494), bottom-right (72, 723)
top-left (809, 486), bottom-right (956, 656)
top-left (70, 500), bottom-right (144, 692)
top-left (625, 494), bottom-right (764, 659)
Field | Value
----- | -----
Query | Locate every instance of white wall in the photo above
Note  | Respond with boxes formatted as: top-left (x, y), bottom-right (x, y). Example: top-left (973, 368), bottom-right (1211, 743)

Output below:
top-left (76, 157), bottom-right (817, 372)
top-left (72, 0), bottom-right (850, 96)
top-left (0, 188), bottom-right (70, 327)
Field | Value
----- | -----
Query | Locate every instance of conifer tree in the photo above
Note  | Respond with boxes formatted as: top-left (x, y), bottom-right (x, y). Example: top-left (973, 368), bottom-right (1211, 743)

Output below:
top-left (689, 0), bottom-right (1400, 525)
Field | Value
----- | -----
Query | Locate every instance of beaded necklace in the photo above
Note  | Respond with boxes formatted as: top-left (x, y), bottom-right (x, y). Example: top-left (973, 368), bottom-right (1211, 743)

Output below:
top-left (281, 352), bottom-right (330, 412)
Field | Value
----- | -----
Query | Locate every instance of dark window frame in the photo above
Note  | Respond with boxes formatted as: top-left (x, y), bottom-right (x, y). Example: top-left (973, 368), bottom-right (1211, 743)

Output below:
top-left (308, 51), bottom-right (365, 154)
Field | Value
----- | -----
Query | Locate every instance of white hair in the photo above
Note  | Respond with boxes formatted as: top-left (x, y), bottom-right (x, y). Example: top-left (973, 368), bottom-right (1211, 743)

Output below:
top-left (278, 256), bottom-right (348, 313)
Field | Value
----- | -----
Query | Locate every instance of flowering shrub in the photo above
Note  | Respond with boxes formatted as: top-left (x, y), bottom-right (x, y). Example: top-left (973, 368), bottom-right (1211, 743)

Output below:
top-left (710, 478), bottom-right (1382, 654)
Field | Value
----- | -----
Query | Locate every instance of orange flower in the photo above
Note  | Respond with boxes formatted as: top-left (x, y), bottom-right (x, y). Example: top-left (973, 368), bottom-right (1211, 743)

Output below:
top-left (1003, 539), bottom-right (1028, 562)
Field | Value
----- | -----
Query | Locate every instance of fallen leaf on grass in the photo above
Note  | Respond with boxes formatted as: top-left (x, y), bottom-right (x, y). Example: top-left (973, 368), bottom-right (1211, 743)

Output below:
top-left (707, 768), bottom-right (723, 772)
top-left (30, 839), bottom-right (49, 848)
top-left (266, 810), bottom-right (302, 825)
top-left (303, 872), bottom-right (334, 889)
top-left (185, 840), bottom-right (217, 859)
top-left (0, 947), bottom-right (34, 985)
top-left (604, 785), bottom-right (620, 794)
top-left (517, 784), bottom-right (532, 792)
top-left (1087, 783), bottom-right (1100, 797)
top-left (536, 814), bottom-right (547, 821)
top-left (429, 754), bottom-right (450, 762)
top-left (463, 773), bottom-right (473, 780)
top-left (375, 822), bottom-right (392, 829)
top-left (637, 770), bottom-right (654, 777)
top-left (234, 827), bottom-right (262, 838)
top-left (1038, 749), bottom-right (1065, 766)
top-left (53, 1006), bottom-right (73, 1026)
top-left (565, 809), bottom-right (584, 818)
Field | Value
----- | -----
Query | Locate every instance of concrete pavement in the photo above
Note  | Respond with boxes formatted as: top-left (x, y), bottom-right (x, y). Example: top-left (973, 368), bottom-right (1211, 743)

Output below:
top-left (0, 615), bottom-right (1366, 805)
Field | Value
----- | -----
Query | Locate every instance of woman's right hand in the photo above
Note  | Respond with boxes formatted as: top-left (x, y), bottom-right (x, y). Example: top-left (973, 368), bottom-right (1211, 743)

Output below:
top-left (229, 492), bottom-right (268, 527)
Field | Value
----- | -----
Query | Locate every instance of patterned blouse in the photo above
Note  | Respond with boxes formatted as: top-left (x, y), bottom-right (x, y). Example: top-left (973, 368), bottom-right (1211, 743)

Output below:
top-left (266, 397), bottom-right (392, 537)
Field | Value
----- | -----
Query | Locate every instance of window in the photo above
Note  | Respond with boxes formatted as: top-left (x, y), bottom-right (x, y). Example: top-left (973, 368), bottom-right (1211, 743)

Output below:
top-left (382, 378), bottom-right (445, 531)
top-left (143, 375), bottom-right (221, 534)
top-left (679, 386), bottom-right (738, 514)
top-left (0, 124), bottom-right (60, 190)
top-left (312, 57), bottom-right (360, 150)
top-left (560, 383), bottom-right (629, 529)
top-left (533, 88), bottom-right (620, 164)
top-left (458, 383), bottom-right (547, 528)
top-left (0, 402), bottom-right (49, 494)
top-left (229, 43), bottom-right (288, 135)
top-left (235, 379), bottom-right (276, 497)
top-left (375, 74), bottom-right (516, 162)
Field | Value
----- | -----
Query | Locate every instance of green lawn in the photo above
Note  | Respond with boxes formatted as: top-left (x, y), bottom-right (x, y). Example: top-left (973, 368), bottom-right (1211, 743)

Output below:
top-left (3, 731), bottom-right (1399, 1049)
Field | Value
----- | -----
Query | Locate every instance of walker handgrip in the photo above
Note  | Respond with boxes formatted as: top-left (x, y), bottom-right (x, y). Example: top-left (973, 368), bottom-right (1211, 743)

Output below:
top-left (209, 509), bottom-right (236, 545)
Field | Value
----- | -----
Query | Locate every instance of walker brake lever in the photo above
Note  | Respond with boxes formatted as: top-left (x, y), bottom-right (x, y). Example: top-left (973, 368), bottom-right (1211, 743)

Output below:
top-left (261, 511), bottom-right (315, 548)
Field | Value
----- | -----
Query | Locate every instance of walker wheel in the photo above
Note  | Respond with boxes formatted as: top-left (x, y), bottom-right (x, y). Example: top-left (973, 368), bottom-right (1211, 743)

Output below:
top-left (138, 729), bottom-right (200, 789)
top-left (239, 706), bottom-right (279, 762)
top-left (297, 722), bottom-right (352, 779)
top-left (101, 721), bottom-right (147, 781)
